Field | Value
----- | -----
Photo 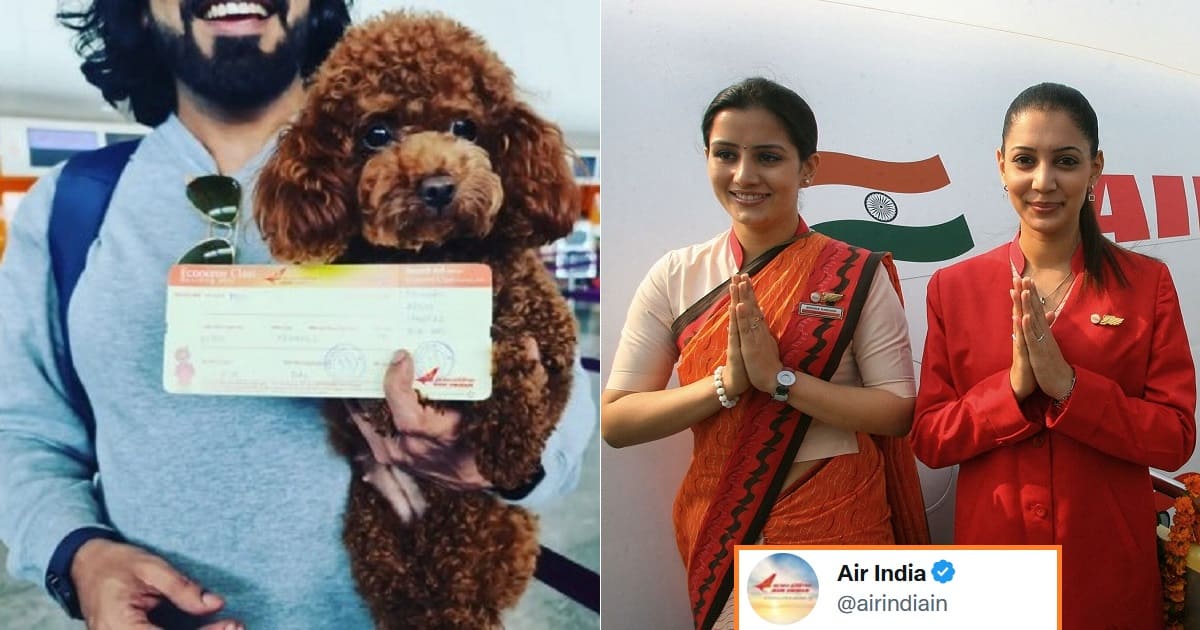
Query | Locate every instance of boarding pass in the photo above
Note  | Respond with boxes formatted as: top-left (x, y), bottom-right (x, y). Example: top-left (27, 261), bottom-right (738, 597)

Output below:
top-left (163, 264), bottom-right (493, 399)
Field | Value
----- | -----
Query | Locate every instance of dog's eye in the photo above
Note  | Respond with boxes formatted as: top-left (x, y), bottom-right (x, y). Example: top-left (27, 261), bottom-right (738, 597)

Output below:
top-left (361, 123), bottom-right (393, 151)
top-left (450, 119), bottom-right (477, 141)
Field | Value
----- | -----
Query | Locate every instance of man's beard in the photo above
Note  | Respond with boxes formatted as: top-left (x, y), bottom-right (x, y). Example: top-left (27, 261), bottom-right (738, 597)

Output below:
top-left (151, 6), bottom-right (309, 113)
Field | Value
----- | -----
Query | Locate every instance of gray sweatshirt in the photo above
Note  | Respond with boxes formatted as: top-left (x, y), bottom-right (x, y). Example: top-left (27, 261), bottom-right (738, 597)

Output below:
top-left (0, 115), bottom-right (593, 628)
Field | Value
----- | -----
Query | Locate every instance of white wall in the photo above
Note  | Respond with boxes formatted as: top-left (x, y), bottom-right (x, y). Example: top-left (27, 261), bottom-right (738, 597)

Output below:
top-left (600, 2), bottom-right (1200, 628)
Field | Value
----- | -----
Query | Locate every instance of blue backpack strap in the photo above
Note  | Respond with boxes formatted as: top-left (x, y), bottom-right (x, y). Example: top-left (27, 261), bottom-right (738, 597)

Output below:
top-left (48, 139), bottom-right (141, 437)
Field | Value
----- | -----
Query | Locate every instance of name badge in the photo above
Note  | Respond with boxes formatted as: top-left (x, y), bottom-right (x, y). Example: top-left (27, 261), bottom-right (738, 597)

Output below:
top-left (798, 302), bottom-right (845, 319)
top-left (163, 264), bottom-right (493, 400)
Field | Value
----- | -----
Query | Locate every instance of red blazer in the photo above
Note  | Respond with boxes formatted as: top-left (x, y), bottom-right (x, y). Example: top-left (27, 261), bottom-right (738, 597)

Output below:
top-left (913, 238), bottom-right (1196, 630)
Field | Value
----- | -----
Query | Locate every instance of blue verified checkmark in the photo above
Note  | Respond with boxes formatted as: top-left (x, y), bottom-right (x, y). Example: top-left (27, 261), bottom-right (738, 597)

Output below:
top-left (931, 560), bottom-right (955, 584)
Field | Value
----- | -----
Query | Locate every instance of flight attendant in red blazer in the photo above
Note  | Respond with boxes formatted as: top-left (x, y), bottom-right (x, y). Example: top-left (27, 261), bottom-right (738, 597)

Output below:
top-left (912, 82), bottom-right (1196, 630)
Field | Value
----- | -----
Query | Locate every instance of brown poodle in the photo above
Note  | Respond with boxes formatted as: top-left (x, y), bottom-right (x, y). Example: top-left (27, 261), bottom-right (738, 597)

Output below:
top-left (254, 12), bottom-right (579, 629)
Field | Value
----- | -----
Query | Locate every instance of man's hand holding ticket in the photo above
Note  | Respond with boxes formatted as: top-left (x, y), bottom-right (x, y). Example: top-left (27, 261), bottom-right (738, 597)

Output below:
top-left (163, 263), bottom-right (492, 400)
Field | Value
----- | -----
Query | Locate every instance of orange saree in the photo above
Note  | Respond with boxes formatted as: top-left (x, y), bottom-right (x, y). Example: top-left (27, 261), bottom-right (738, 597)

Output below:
top-left (671, 233), bottom-right (928, 629)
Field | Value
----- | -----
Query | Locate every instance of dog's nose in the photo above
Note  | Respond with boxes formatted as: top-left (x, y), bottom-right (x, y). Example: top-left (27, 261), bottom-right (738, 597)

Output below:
top-left (419, 176), bottom-right (456, 211)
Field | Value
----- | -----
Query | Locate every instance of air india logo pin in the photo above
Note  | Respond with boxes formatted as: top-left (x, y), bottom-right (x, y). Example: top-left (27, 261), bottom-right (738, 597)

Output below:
top-left (809, 291), bottom-right (843, 304)
top-left (1089, 313), bottom-right (1124, 326)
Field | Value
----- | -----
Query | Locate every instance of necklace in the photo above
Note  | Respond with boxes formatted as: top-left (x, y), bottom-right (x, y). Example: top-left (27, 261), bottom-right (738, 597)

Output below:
top-left (1034, 271), bottom-right (1074, 306)
top-left (1045, 274), bottom-right (1077, 327)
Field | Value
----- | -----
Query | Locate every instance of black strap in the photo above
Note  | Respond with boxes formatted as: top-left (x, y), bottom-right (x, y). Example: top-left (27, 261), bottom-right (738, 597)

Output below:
top-left (535, 545), bottom-right (600, 613)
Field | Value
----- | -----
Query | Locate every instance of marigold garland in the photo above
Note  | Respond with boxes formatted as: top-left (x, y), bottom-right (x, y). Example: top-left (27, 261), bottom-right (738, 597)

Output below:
top-left (1161, 474), bottom-right (1200, 629)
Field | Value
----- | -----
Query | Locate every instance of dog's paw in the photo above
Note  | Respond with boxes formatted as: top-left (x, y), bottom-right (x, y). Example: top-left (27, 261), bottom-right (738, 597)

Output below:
top-left (361, 461), bottom-right (427, 523)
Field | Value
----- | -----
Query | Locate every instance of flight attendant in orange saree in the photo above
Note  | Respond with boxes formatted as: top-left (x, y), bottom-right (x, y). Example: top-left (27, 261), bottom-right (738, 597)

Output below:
top-left (603, 78), bottom-right (928, 630)
top-left (912, 83), bottom-right (1196, 630)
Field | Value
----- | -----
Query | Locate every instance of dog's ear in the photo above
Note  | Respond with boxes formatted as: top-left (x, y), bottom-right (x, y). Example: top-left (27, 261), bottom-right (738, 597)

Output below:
top-left (254, 115), bottom-right (360, 263)
top-left (491, 103), bottom-right (580, 247)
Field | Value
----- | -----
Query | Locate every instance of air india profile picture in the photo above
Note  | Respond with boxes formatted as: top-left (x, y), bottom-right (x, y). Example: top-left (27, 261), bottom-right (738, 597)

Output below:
top-left (746, 552), bottom-right (819, 624)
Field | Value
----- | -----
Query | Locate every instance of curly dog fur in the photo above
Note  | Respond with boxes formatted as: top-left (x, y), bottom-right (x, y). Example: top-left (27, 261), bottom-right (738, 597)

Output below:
top-left (254, 12), bottom-right (579, 629)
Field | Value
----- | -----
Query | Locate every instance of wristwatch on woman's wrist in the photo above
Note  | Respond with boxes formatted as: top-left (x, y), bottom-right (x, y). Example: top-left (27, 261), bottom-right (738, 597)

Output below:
top-left (772, 369), bottom-right (796, 402)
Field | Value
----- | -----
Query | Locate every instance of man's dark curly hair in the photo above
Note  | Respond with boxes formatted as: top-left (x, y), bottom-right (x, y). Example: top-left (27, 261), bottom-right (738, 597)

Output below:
top-left (56, 1), bottom-right (353, 126)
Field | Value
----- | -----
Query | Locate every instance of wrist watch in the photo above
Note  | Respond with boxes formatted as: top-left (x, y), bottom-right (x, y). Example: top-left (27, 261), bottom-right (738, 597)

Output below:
top-left (772, 369), bottom-right (796, 402)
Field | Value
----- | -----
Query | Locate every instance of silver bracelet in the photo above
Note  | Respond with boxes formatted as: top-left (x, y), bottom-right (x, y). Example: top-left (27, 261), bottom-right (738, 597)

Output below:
top-left (1053, 371), bottom-right (1076, 408)
top-left (714, 366), bottom-right (738, 408)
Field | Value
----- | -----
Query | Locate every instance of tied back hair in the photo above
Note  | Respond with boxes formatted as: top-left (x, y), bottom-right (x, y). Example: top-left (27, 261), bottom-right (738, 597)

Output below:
top-left (1002, 82), bottom-right (1128, 289)
top-left (701, 77), bottom-right (818, 160)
